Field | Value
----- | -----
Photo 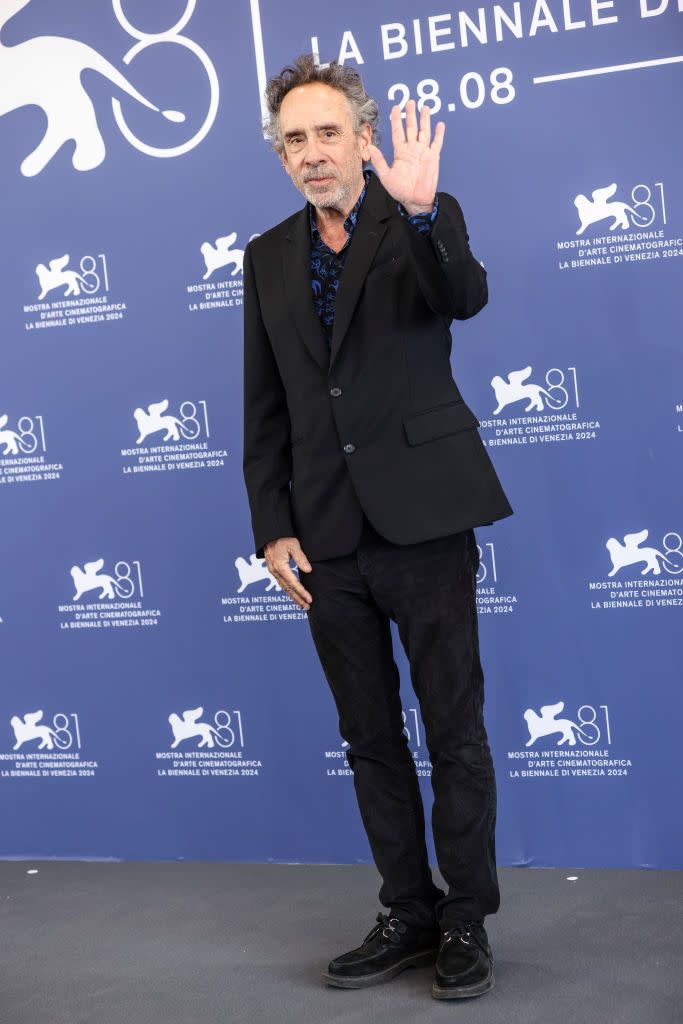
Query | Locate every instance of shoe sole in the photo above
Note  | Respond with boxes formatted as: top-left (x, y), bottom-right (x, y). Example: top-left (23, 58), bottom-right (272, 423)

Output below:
top-left (322, 948), bottom-right (439, 989)
top-left (432, 967), bottom-right (495, 999)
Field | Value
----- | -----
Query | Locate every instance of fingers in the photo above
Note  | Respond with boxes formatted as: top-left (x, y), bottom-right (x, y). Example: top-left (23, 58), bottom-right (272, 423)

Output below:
top-left (265, 538), bottom-right (313, 610)
top-left (417, 101), bottom-right (430, 145)
top-left (393, 100), bottom-right (444, 151)
top-left (405, 97), bottom-right (418, 143)
top-left (279, 562), bottom-right (312, 610)
top-left (390, 103), bottom-right (405, 150)
top-left (431, 119), bottom-right (446, 154)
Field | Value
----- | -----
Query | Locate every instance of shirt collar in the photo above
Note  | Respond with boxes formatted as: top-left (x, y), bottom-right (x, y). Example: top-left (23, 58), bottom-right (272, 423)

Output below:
top-left (308, 168), bottom-right (373, 245)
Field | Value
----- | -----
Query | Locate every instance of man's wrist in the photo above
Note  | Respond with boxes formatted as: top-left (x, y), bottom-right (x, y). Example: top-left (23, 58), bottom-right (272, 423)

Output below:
top-left (401, 196), bottom-right (437, 217)
top-left (396, 194), bottom-right (440, 235)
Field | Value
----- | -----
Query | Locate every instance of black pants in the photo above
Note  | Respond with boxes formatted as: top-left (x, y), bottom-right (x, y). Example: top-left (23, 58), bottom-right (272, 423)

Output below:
top-left (304, 512), bottom-right (499, 931)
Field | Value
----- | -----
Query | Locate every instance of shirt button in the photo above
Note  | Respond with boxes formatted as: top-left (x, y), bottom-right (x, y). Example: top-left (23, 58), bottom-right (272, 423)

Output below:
top-left (330, 387), bottom-right (342, 397)
top-left (343, 443), bottom-right (355, 454)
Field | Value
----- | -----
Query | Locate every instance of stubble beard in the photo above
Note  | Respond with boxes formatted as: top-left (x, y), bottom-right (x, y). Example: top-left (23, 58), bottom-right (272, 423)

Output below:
top-left (298, 168), bottom-right (355, 213)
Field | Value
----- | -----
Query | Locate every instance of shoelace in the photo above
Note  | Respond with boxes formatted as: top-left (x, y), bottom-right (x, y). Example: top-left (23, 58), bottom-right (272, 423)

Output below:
top-left (441, 922), bottom-right (493, 963)
top-left (363, 912), bottom-right (408, 947)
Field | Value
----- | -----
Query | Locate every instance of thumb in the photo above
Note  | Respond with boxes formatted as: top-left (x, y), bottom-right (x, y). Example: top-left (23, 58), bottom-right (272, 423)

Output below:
top-left (289, 542), bottom-right (312, 573)
top-left (367, 143), bottom-right (389, 176)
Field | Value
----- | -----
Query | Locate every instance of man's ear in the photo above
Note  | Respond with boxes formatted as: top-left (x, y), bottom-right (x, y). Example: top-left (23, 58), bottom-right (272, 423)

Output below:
top-left (359, 123), bottom-right (373, 162)
top-left (279, 150), bottom-right (290, 177)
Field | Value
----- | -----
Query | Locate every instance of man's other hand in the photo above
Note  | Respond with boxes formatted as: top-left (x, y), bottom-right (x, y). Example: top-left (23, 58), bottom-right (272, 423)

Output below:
top-left (263, 537), bottom-right (313, 610)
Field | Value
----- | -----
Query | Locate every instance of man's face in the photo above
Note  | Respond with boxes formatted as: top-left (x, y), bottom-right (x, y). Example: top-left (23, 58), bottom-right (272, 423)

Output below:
top-left (278, 82), bottom-right (372, 212)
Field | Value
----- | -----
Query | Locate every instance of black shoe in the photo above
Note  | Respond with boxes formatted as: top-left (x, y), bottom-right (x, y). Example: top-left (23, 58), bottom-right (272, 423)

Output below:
top-left (432, 920), bottom-right (495, 999)
top-left (322, 912), bottom-right (441, 989)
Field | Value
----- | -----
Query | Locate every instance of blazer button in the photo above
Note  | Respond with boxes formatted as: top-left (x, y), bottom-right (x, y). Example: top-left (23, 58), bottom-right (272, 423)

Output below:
top-left (330, 387), bottom-right (342, 397)
top-left (343, 443), bottom-right (355, 454)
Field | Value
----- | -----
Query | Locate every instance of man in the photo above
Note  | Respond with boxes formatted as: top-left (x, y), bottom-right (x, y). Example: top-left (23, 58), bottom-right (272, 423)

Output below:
top-left (242, 53), bottom-right (513, 1000)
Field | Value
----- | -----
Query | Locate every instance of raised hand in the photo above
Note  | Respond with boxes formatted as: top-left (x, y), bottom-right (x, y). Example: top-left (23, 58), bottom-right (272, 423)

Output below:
top-left (367, 99), bottom-right (445, 214)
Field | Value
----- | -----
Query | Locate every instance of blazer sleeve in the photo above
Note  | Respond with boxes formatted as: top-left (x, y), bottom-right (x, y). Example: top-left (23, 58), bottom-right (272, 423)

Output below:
top-left (396, 190), bottom-right (488, 321)
top-left (242, 240), bottom-right (295, 559)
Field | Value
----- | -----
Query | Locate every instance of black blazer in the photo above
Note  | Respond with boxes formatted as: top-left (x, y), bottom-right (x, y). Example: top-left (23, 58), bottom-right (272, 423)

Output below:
top-left (242, 170), bottom-right (513, 561)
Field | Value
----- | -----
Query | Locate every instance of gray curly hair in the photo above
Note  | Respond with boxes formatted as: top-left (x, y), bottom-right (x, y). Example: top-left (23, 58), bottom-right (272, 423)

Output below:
top-left (262, 53), bottom-right (380, 165)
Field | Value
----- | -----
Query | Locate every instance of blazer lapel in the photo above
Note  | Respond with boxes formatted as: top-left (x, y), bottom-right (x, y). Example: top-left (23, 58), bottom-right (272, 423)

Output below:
top-left (283, 209), bottom-right (330, 372)
top-left (330, 172), bottom-right (391, 368)
top-left (282, 171), bottom-right (393, 372)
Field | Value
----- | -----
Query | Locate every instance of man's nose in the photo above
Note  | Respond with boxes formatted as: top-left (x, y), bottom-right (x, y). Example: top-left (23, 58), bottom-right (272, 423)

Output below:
top-left (303, 139), bottom-right (327, 165)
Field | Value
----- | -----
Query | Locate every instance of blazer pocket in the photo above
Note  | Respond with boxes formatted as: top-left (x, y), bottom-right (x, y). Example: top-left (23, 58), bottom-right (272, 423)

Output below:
top-left (402, 399), bottom-right (480, 446)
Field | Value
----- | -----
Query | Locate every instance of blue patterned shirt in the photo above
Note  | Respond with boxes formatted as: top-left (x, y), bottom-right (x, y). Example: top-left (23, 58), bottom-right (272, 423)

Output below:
top-left (309, 169), bottom-right (439, 346)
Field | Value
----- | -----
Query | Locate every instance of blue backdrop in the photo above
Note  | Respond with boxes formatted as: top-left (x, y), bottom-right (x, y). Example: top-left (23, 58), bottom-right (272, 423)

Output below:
top-left (1, 0), bottom-right (681, 868)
